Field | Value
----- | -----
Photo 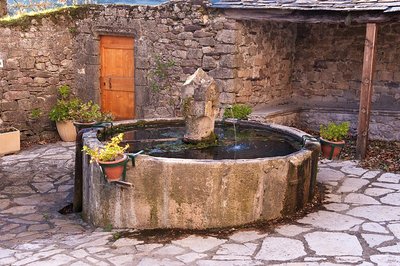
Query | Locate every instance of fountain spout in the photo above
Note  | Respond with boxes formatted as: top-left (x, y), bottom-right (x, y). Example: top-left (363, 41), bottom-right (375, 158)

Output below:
top-left (181, 68), bottom-right (220, 144)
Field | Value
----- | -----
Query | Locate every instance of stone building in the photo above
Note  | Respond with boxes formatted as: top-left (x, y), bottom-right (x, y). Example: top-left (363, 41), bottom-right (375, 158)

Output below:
top-left (0, 0), bottom-right (400, 142)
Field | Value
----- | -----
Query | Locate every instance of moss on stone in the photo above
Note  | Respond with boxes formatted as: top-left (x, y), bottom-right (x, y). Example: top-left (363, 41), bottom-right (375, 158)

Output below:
top-left (0, 5), bottom-right (91, 30)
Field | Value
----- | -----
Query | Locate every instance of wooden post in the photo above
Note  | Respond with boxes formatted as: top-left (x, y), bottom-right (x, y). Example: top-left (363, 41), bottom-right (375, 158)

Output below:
top-left (356, 23), bottom-right (378, 159)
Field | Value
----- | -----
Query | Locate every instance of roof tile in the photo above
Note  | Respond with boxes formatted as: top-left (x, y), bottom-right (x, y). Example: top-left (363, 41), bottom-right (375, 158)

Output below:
top-left (210, 0), bottom-right (400, 12)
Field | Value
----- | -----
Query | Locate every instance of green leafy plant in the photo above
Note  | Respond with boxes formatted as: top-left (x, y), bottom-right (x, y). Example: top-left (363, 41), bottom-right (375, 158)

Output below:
top-left (30, 108), bottom-right (42, 119)
top-left (70, 101), bottom-right (102, 123)
top-left (49, 85), bottom-right (82, 122)
top-left (83, 133), bottom-right (129, 163)
top-left (223, 104), bottom-right (252, 120)
top-left (100, 112), bottom-right (114, 123)
top-left (148, 55), bottom-right (176, 92)
top-left (58, 84), bottom-right (71, 99)
top-left (320, 122), bottom-right (350, 142)
top-left (112, 232), bottom-right (121, 241)
top-left (103, 223), bottom-right (113, 232)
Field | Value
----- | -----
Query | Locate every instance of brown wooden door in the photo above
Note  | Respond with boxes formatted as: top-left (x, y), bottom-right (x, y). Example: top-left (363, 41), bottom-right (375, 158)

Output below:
top-left (100, 36), bottom-right (135, 120)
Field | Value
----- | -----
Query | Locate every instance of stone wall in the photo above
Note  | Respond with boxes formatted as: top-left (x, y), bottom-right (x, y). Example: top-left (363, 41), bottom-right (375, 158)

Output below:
top-left (235, 21), bottom-right (296, 105)
top-left (74, 4), bottom-right (296, 117)
top-left (0, 2), bottom-right (243, 140)
top-left (292, 23), bottom-right (400, 111)
top-left (299, 108), bottom-right (400, 141)
top-left (74, 2), bottom-right (240, 118)
top-left (0, 0), bottom-right (6, 18)
top-left (2, 2), bottom-right (400, 142)
top-left (0, 12), bottom-right (76, 141)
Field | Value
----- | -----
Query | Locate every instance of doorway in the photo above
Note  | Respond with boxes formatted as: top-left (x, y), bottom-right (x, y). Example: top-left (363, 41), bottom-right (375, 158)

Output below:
top-left (100, 36), bottom-right (135, 120)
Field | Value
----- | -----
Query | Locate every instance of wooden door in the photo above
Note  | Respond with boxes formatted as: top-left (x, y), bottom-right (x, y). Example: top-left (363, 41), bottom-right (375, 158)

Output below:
top-left (100, 36), bottom-right (135, 120)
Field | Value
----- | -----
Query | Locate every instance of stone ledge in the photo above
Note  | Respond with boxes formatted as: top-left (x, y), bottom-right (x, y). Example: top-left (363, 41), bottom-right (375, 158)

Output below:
top-left (249, 104), bottom-right (400, 141)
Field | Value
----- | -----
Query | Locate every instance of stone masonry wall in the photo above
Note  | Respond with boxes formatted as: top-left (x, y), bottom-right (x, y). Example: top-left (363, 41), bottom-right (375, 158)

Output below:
top-left (0, 12), bottom-right (76, 141)
top-left (292, 23), bottom-right (400, 111)
top-left (235, 21), bottom-right (296, 106)
top-left (2, 2), bottom-right (400, 142)
top-left (74, 2), bottom-right (241, 119)
top-left (0, 2), bottom-right (244, 140)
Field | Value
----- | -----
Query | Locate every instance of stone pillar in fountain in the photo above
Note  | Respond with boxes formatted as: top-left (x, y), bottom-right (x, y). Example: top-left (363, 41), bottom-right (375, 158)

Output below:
top-left (182, 68), bottom-right (220, 143)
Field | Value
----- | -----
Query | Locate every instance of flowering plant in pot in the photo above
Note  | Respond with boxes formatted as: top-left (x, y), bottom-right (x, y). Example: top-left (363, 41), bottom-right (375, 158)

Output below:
top-left (82, 133), bottom-right (129, 182)
top-left (49, 85), bottom-right (81, 141)
top-left (319, 121), bottom-right (350, 159)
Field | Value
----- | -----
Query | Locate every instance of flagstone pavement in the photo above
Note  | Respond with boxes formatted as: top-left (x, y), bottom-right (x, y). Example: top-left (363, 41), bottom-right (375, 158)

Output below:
top-left (1, 142), bottom-right (400, 265)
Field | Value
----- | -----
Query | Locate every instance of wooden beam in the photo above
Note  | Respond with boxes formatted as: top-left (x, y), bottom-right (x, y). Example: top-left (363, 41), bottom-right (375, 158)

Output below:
top-left (356, 23), bottom-right (378, 160)
top-left (224, 9), bottom-right (400, 24)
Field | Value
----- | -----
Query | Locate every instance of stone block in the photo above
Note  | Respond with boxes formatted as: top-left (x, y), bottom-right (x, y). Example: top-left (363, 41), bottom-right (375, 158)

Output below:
top-left (198, 37), bottom-right (215, 46)
top-left (184, 25), bottom-right (202, 32)
top-left (178, 32), bottom-right (193, 40)
top-left (216, 30), bottom-right (236, 44)
top-left (5, 58), bottom-right (19, 69)
top-left (4, 91), bottom-right (30, 101)
top-left (193, 30), bottom-right (214, 38)
top-left (219, 92), bottom-right (235, 104)
top-left (1, 111), bottom-right (26, 122)
top-left (209, 68), bottom-right (235, 80)
top-left (33, 77), bottom-right (47, 85)
top-left (18, 99), bottom-right (32, 111)
top-left (216, 79), bottom-right (236, 93)
top-left (172, 50), bottom-right (187, 59)
top-left (1, 100), bottom-right (18, 111)
top-left (220, 55), bottom-right (236, 68)
top-left (187, 49), bottom-right (203, 59)
top-left (214, 44), bottom-right (236, 55)
top-left (135, 70), bottom-right (148, 87)
top-left (202, 56), bottom-right (217, 70)
top-left (181, 59), bottom-right (202, 67)
top-left (20, 57), bottom-right (35, 69)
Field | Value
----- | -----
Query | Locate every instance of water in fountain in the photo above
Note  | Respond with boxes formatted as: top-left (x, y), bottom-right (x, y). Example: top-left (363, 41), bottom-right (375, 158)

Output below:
top-left (116, 121), bottom-right (301, 160)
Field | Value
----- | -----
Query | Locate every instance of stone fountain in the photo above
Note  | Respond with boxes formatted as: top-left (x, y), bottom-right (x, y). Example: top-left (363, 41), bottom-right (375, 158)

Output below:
top-left (80, 69), bottom-right (320, 230)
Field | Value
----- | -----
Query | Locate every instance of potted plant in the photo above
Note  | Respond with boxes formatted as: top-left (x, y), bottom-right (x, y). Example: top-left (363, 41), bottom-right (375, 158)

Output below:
top-left (49, 85), bottom-right (81, 142)
top-left (319, 121), bottom-right (350, 159)
top-left (70, 101), bottom-right (104, 132)
top-left (0, 127), bottom-right (20, 156)
top-left (82, 133), bottom-right (129, 182)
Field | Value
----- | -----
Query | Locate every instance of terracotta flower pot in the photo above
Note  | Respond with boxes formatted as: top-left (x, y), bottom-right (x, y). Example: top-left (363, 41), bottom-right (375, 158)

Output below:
top-left (98, 154), bottom-right (128, 182)
top-left (320, 138), bottom-right (345, 160)
top-left (56, 120), bottom-right (77, 142)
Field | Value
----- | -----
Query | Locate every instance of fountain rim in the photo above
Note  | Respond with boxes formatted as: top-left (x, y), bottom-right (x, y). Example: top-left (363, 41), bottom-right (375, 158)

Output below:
top-left (82, 118), bottom-right (320, 163)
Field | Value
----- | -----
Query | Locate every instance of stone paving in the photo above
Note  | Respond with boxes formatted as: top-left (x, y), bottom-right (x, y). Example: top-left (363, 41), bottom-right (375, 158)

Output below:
top-left (1, 142), bottom-right (400, 265)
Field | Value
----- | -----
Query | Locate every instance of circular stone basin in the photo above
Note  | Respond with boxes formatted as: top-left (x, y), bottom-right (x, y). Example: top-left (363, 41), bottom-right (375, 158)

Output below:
top-left (82, 119), bottom-right (320, 230)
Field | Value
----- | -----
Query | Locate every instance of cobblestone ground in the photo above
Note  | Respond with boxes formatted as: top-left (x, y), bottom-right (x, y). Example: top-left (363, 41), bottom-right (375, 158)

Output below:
top-left (1, 142), bottom-right (400, 265)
